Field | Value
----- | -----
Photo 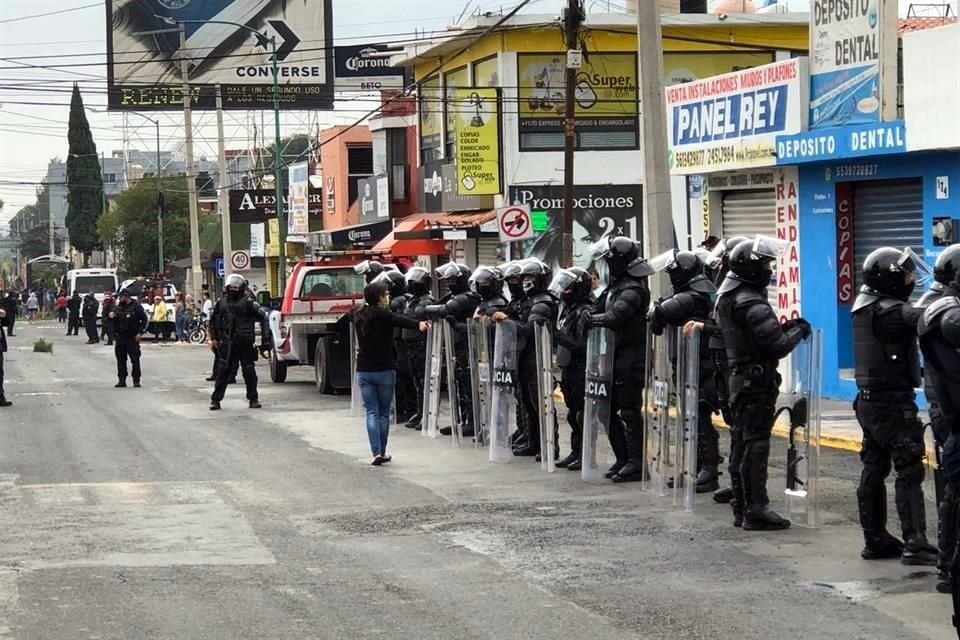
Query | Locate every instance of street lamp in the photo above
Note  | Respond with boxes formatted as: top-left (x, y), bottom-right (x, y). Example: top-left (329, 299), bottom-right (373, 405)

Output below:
top-left (157, 16), bottom-right (287, 294)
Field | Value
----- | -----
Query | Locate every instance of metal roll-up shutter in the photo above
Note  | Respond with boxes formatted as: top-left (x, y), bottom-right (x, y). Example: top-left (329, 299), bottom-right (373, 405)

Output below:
top-left (477, 237), bottom-right (500, 267)
top-left (721, 189), bottom-right (777, 306)
top-left (853, 179), bottom-right (924, 297)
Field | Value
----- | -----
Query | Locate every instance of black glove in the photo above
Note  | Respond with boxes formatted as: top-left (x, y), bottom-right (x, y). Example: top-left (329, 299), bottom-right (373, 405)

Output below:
top-left (259, 342), bottom-right (271, 358)
top-left (423, 304), bottom-right (447, 319)
top-left (588, 313), bottom-right (606, 327)
top-left (787, 317), bottom-right (812, 339)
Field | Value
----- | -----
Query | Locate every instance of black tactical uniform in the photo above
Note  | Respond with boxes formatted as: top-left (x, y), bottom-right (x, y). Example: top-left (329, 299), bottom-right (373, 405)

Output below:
top-left (402, 267), bottom-right (434, 430)
top-left (101, 294), bottom-right (115, 345)
top-left (853, 247), bottom-right (937, 564)
top-left (502, 262), bottom-right (532, 448)
top-left (426, 263), bottom-right (480, 437)
top-left (111, 289), bottom-right (148, 387)
top-left (550, 267), bottom-right (594, 470)
top-left (1, 292), bottom-right (17, 337)
top-left (209, 274), bottom-right (270, 410)
top-left (67, 292), bottom-right (82, 336)
top-left (648, 250), bottom-right (721, 492)
top-left (589, 237), bottom-right (653, 482)
top-left (717, 238), bottom-right (809, 530)
top-left (917, 244), bottom-right (960, 589)
top-left (510, 259), bottom-right (559, 458)
top-left (82, 293), bottom-right (100, 344)
top-left (0, 308), bottom-right (10, 407)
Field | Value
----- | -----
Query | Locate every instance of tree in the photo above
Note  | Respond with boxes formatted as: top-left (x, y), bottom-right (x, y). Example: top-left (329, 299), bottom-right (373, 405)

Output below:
top-left (18, 224), bottom-right (59, 260)
top-left (65, 83), bottom-right (104, 265)
top-left (263, 134), bottom-right (312, 192)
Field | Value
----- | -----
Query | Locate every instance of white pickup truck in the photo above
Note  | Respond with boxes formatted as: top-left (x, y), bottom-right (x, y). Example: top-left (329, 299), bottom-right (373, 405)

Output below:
top-left (120, 278), bottom-right (179, 340)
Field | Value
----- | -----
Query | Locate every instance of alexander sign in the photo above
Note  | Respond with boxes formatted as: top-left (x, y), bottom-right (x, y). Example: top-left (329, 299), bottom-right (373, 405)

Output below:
top-left (229, 189), bottom-right (321, 224)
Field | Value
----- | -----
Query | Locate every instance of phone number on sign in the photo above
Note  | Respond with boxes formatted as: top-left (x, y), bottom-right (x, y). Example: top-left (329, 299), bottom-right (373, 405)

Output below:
top-left (834, 164), bottom-right (879, 179)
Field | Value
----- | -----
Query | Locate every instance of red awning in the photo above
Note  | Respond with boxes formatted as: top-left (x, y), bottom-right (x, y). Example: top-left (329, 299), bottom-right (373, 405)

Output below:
top-left (372, 215), bottom-right (449, 256)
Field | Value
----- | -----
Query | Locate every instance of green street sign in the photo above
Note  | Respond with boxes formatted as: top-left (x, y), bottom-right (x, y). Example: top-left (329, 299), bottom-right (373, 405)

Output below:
top-left (532, 210), bottom-right (549, 232)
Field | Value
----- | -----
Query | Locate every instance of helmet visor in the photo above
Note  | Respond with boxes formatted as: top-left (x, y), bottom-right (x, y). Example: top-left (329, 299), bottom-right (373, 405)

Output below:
top-left (548, 269), bottom-right (579, 296)
top-left (900, 247), bottom-right (934, 285)
top-left (694, 245), bottom-right (723, 270)
top-left (648, 249), bottom-right (677, 274)
top-left (588, 237), bottom-right (611, 260)
top-left (404, 266), bottom-right (429, 284)
top-left (752, 235), bottom-right (789, 259)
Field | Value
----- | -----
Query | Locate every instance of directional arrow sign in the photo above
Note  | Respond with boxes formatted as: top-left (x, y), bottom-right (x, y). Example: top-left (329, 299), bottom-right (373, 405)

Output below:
top-left (269, 20), bottom-right (300, 62)
top-left (497, 204), bottom-right (534, 243)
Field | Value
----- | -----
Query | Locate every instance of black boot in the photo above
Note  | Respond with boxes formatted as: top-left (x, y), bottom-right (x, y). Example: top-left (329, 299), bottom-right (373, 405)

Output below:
top-left (743, 506), bottom-right (791, 531)
top-left (249, 399), bottom-right (262, 409)
top-left (858, 486), bottom-right (904, 559)
top-left (0, 398), bottom-right (11, 408)
top-left (741, 438), bottom-right (789, 529)
top-left (897, 467), bottom-right (938, 565)
top-left (713, 486), bottom-right (734, 504)
top-left (209, 400), bottom-right (221, 411)
top-left (937, 488), bottom-right (957, 575)
top-left (556, 452), bottom-right (578, 468)
top-left (567, 460), bottom-right (582, 471)
top-left (902, 536), bottom-right (938, 566)
top-left (115, 380), bottom-right (127, 388)
top-left (612, 413), bottom-right (645, 483)
top-left (405, 413), bottom-right (422, 429)
top-left (695, 466), bottom-right (720, 493)
top-left (936, 571), bottom-right (952, 594)
top-left (604, 461), bottom-right (625, 479)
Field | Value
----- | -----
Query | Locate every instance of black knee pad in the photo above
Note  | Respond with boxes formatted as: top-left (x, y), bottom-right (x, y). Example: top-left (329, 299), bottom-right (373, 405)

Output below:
top-left (893, 457), bottom-right (926, 486)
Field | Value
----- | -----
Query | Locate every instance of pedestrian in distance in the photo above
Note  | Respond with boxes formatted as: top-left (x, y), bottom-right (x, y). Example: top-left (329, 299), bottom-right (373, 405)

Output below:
top-left (25, 291), bottom-right (39, 322)
top-left (0, 291), bottom-right (17, 337)
top-left (66, 291), bottom-right (81, 335)
top-left (55, 292), bottom-right (67, 324)
top-left (354, 279), bottom-right (429, 465)
top-left (0, 305), bottom-right (12, 407)
top-left (174, 292), bottom-right (187, 343)
top-left (82, 292), bottom-right (100, 344)
top-left (151, 295), bottom-right (168, 342)
top-left (208, 275), bottom-right (270, 411)
top-left (101, 291), bottom-right (115, 346)
top-left (109, 289), bottom-right (148, 388)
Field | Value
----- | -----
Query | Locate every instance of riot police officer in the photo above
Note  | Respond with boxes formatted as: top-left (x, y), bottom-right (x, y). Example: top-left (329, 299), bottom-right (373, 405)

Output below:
top-left (716, 237), bottom-right (810, 530)
top-left (426, 263), bottom-right (480, 437)
top-left (355, 260), bottom-right (386, 284)
top-left (649, 250), bottom-right (722, 492)
top-left (401, 267), bottom-right (434, 430)
top-left (917, 244), bottom-right (960, 590)
top-left (918, 263), bottom-right (960, 592)
top-left (377, 270), bottom-right (417, 424)
top-left (471, 266), bottom-right (508, 318)
top-left (110, 288), bottom-right (148, 388)
top-left (550, 267), bottom-right (594, 470)
top-left (588, 236), bottom-right (653, 482)
top-left (209, 274), bottom-right (270, 411)
top-left (498, 261), bottom-right (532, 449)
top-left (853, 247), bottom-right (937, 564)
top-left (492, 259), bottom-right (558, 458)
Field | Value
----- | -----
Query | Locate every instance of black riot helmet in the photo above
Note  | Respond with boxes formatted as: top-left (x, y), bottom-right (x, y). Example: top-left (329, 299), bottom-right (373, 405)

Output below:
top-left (727, 235), bottom-right (786, 288)
top-left (862, 247), bottom-right (927, 300)
top-left (436, 262), bottom-right (471, 295)
top-left (724, 236), bottom-right (749, 253)
top-left (469, 266), bottom-right (503, 300)
top-left (354, 260), bottom-right (385, 283)
top-left (934, 244), bottom-right (960, 285)
top-left (373, 270), bottom-right (406, 298)
top-left (650, 249), bottom-right (715, 294)
top-left (500, 261), bottom-right (525, 300)
top-left (520, 257), bottom-right (551, 294)
top-left (593, 235), bottom-right (640, 278)
top-left (404, 266), bottom-right (432, 296)
top-left (549, 267), bottom-right (592, 304)
top-left (225, 273), bottom-right (246, 300)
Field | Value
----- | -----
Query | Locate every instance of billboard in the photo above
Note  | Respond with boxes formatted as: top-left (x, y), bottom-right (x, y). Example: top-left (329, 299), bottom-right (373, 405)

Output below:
top-left (454, 87), bottom-right (501, 196)
top-left (106, 0), bottom-right (334, 111)
top-left (665, 58), bottom-right (808, 174)
top-left (287, 161), bottom-right (310, 235)
top-left (334, 44), bottom-right (405, 92)
top-left (228, 188), bottom-right (321, 223)
top-left (809, 0), bottom-right (895, 128)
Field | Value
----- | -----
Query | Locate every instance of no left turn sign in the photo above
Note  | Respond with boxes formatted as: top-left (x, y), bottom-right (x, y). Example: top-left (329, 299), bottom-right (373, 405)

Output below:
top-left (230, 250), bottom-right (251, 272)
top-left (497, 204), bottom-right (534, 243)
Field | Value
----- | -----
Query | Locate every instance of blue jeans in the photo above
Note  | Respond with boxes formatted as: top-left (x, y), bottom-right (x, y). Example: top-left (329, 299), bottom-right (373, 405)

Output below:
top-left (357, 370), bottom-right (396, 456)
top-left (175, 316), bottom-right (185, 341)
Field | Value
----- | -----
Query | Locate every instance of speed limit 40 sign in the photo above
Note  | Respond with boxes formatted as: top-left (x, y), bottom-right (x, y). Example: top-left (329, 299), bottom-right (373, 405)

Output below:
top-left (230, 250), bottom-right (251, 272)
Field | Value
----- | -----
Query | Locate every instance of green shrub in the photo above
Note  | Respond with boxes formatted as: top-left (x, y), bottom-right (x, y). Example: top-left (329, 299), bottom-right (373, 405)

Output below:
top-left (33, 338), bottom-right (54, 353)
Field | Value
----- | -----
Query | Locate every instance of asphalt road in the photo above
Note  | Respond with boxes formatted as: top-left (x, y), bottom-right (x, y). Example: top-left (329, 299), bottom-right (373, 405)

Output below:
top-left (0, 321), bottom-right (953, 639)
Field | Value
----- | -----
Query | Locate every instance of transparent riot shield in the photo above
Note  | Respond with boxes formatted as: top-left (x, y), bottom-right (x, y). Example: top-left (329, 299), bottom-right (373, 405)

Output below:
top-left (673, 326), bottom-right (700, 512)
top-left (442, 318), bottom-right (464, 447)
top-left (489, 320), bottom-right (518, 464)
top-left (642, 327), bottom-right (676, 495)
top-left (421, 322), bottom-right (444, 439)
top-left (581, 327), bottom-right (616, 481)
top-left (780, 328), bottom-right (823, 528)
top-left (467, 317), bottom-right (493, 448)
top-left (534, 321), bottom-right (557, 472)
top-left (350, 320), bottom-right (361, 417)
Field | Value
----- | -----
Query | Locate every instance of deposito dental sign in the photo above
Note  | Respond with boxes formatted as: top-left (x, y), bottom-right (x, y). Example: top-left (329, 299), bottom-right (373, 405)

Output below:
top-left (666, 58), bottom-right (808, 175)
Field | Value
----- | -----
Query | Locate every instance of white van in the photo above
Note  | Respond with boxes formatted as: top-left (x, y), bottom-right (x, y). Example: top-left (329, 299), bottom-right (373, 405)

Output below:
top-left (64, 268), bottom-right (119, 321)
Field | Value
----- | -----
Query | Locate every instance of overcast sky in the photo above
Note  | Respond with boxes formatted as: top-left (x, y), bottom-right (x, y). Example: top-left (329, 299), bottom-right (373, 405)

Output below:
top-left (0, 0), bottom-right (956, 226)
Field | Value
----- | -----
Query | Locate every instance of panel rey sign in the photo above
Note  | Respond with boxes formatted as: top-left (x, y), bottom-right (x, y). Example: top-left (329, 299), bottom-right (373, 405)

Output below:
top-left (106, 0), bottom-right (334, 111)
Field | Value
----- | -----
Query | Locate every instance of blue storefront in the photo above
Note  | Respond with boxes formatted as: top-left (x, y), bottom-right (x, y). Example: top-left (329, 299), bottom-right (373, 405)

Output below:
top-left (775, 121), bottom-right (960, 401)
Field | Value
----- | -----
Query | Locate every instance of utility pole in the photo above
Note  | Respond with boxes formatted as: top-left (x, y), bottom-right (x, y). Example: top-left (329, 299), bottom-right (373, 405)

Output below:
top-left (561, 0), bottom-right (583, 268)
top-left (155, 118), bottom-right (164, 274)
top-left (270, 37), bottom-right (287, 295)
top-left (179, 21), bottom-right (203, 299)
top-left (216, 85), bottom-right (232, 277)
top-left (635, 2), bottom-right (674, 298)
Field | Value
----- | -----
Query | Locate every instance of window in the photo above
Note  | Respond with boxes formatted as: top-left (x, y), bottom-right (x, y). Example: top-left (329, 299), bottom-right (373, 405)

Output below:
top-left (298, 268), bottom-right (366, 298)
top-left (444, 66), bottom-right (468, 160)
top-left (419, 77), bottom-right (442, 163)
top-left (517, 52), bottom-right (639, 152)
top-left (72, 275), bottom-right (118, 296)
top-left (103, 173), bottom-right (117, 183)
top-left (347, 145), bottom-right (373, 209)
top-left (388, 128), bottom-right (408, 202)
top-left (473, 56), bottom-right (499, 88)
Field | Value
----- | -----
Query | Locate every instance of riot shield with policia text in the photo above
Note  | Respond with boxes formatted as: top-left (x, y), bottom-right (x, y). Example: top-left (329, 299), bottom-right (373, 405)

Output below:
top-left (673, 325), bottom-right (700, 512)
top-left (581, 327), bottom-right (616, 481)
top-left (534, 320), bottom-right (557, 472)
top-left (350, 319), bottom-right (361, 417)
top-left (642, 324), bottom-right (674, 495)
top-left (777, 328), bottom-right (823, 528)
top-left (442, 318), bottom-right (464, 447)
top-left (467, 316), bottom-right (494, 448)
top-left (489, 319), bottom-right (518, 463)
top-left (421, 322), bottom-right (444, 439)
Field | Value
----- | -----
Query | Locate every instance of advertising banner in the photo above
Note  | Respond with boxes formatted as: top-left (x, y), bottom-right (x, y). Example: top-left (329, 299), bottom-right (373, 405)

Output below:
top-left (517, 52), bottom-right (638, 134)
top-left (775, 120), bottom-right (906, 164)
top-left (809, 0), bottom-right (894, 128)
top-left (229, 188), bottom-right (321, 223)
top-left (666, 58), bottom-right (807, 175)
top-left (507, 184), bottom-right (642, 282)
top-left (249, 223), bottom-right (265, 257)
top-left (287, 162), bottom-right (309, 235)
top-left (334, 44), bottom-right (405, 92)
top-left (664, 51), bottom-right (776, 86)
top-left (358, 175), bottom-right (389, 225)
top-left (106, 0), bottom-right (333, 111)
top-left (454, 87), bottom-right (501, 196)
top-left (774, 167), bottom-right (801, 323)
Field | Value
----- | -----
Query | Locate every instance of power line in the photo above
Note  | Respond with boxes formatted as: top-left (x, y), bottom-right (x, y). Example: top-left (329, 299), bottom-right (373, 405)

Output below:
top-left (0, 2), bottom-right (100, 25)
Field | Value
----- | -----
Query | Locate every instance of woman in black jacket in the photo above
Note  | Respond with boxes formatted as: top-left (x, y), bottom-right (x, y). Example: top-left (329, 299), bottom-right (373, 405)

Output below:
top-left (355, 279), bottom-right (429, 465)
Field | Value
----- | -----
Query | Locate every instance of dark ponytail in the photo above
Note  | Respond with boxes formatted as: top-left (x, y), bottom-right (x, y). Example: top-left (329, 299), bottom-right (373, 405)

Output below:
top-left (355, 281), bottom-right (389, 338)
